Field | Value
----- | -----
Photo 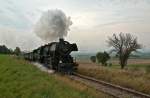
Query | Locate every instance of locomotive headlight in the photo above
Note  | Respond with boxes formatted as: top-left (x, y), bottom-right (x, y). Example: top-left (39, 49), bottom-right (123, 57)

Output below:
top-left (59, 60), bottom-right (62, 63)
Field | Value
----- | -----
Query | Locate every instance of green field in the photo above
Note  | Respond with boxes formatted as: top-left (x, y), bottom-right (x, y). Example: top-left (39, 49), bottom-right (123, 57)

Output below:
top-left (0, 55), bottom-right (110, 98)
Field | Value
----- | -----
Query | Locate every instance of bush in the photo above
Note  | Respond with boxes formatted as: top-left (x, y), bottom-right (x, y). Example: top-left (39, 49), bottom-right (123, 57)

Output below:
top-left (96, 51), bottom-right (110, 66)
top-left (90, 56), bottom-right (96, 63)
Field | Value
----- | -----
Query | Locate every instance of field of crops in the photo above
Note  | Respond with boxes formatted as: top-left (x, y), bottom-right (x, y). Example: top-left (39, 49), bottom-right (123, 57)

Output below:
top-left (0, 55), bottom-right (110, 98)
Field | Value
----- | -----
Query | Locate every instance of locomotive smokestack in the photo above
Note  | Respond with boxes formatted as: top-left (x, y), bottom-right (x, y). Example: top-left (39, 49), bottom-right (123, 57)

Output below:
top-left (59, 38), bottom-right (64, 42)
top-left (34, 9), bottom-right (72, 42)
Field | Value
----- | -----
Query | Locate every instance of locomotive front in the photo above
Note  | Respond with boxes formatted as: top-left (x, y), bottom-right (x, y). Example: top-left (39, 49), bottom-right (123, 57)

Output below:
top-left (56, 38), bottom-right (78, 74)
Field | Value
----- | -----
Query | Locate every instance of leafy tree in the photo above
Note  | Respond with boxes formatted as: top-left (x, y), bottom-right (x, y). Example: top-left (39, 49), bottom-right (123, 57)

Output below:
top-left (9, 48), bottom-right (14, 54)
top-left (14, 47), bottom-right (21, 56)
top-left (0, 45), bottom-right (11, 54)
top-left (96, 51), bottom-right (110, 66)
top-left (96, 52), bottom-right (103, 63)
top-left (108, 33), bottom-right (141, 69)
top-left (90, 56), bottom-right (96, 63)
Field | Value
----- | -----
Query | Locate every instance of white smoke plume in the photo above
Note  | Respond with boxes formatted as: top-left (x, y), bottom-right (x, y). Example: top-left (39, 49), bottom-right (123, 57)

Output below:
top-left (34, 9), bottom-right (72, 42)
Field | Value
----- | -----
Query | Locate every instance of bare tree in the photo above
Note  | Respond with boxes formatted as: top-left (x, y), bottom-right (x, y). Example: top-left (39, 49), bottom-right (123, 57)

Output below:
top-left (108, 33), bottom-right (141, 69)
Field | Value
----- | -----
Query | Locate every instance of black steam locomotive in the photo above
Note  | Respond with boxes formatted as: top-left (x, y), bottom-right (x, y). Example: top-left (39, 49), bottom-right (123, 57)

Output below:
top-left (24, 38), bottom-right (78, 74)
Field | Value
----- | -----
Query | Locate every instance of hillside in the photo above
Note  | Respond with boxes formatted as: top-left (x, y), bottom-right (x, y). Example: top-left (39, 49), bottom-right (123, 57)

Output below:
top-left (72, 51), bottom-right (150, 62)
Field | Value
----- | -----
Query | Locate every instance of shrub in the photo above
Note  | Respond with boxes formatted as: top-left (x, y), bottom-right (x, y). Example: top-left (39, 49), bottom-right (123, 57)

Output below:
top-left (96, 51), bottom-right (110, 66)
top-left (90, 56), bottom-right (96, 63)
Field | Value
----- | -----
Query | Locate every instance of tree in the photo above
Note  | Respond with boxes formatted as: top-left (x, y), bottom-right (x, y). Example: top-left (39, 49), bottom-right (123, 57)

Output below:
top-left (0, 45), bottom-right (11, 54)
top-left (108, 33), bottom-right (141, 69)
top-left (9, 48), bottom-right (14, 54)
top-left (96, 51), bottom-right (110, 66)
top-left (90, 56), bottom-right (96, 63)
top-left (14, 47), bottom-right (21, 56)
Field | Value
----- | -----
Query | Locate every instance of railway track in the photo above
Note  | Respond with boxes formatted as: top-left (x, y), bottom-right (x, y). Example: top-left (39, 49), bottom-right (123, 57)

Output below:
top-left (70, 72), bottom-right (150, 98)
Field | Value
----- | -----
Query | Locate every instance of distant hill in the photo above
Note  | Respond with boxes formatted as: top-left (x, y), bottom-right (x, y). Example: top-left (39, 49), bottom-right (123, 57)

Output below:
top-left (136, 52), bottom-right (150, 59)
top-left (71, 51), bottom-right (150, 61)
top-left (71, 52), bottom-right (96, 61)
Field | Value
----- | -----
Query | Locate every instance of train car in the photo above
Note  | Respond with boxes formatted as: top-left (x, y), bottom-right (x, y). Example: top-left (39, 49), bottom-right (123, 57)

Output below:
top-left (24, 38), bottom-right (78, 74)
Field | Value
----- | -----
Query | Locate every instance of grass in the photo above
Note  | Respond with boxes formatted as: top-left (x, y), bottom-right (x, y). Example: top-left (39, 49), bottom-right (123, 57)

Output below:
top-left (78, 62), bottom-right (150, 95)
top-left (0, 55), bottom-right (111, 98)
top-left (108, 58), bottom-right (150, 72)
top-left (108, 64), bottom-right (150, 73)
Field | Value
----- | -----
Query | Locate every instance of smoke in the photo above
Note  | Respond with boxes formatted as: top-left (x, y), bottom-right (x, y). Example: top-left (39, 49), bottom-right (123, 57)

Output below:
top-left (34, 9), bottom-right (72, 42)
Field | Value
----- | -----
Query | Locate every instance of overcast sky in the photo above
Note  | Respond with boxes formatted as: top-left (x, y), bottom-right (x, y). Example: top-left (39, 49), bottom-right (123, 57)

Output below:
top-left (0, 0), bottom-right (150, 52)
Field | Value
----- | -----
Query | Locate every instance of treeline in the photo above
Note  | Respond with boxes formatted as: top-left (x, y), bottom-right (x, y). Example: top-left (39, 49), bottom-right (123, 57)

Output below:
top-left (0, 45), bottom-right (21, 55)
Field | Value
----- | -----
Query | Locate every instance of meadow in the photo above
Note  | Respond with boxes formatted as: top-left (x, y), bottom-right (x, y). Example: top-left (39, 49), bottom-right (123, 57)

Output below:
top-left (78, 61), bottom-right (150, 95)
top-left (0, 55), bottom-right (111, 98)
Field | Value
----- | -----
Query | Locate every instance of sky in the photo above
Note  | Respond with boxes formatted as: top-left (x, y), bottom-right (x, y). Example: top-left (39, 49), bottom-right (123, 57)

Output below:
top-left (0, 0), bottom-right (150, 52)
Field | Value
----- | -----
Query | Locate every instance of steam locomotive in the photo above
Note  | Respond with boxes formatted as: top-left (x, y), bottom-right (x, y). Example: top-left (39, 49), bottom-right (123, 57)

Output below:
top-left (24, 38), bottom-right (78, 74)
